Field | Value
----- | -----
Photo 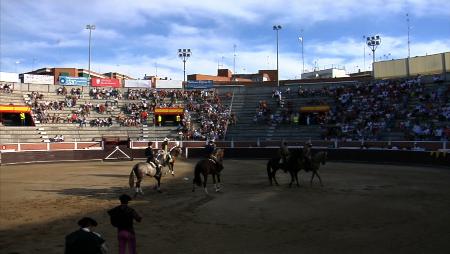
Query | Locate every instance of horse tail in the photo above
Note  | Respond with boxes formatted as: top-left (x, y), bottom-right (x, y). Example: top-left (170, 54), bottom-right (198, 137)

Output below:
top-left (193, 162), bottom-right (202, 187)
top-left (129, 164), bottom-right (137, 188)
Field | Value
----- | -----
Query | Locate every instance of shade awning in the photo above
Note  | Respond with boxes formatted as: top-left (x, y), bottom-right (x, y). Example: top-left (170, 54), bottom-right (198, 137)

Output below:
top-left (0, 105), bottom-right (32, 113)
top-left (299, 105), bottom-right (330, 113)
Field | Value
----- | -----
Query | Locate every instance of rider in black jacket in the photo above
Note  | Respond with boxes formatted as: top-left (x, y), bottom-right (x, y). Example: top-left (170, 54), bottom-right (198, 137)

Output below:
top-left (145, 142), bottom-right (160, 176)
top-left (145, 142), bottom-right (155, 163)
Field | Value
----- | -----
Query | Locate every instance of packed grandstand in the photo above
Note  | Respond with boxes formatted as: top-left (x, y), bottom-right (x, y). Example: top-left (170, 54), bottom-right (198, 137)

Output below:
top-left (0, 72), bottom-right (448, 148)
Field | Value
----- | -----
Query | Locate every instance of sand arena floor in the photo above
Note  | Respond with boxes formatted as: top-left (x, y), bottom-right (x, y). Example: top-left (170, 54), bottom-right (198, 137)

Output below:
top-left (1, 159), bottom-right (450, 254)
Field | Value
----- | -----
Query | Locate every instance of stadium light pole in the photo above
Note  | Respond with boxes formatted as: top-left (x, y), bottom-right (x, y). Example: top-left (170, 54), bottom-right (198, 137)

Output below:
top-left (86, 24), bottom-right (96, 82)
top-left (273, 25), bottom-right (282, 87)
top-left (178, 49), bottom-right (191, 82)
top-left (366, 35), bottom-right (381, 76)
top-left (299, 31), bottom-right (304, 78)
top-left (233, 44), bottom-right (237, 75)
top-left (363, 35), bottom-right (366, 71)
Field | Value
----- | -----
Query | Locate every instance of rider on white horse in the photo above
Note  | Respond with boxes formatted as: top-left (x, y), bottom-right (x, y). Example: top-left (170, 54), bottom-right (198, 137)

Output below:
top-left (162, 137), bottom-right (171, 164)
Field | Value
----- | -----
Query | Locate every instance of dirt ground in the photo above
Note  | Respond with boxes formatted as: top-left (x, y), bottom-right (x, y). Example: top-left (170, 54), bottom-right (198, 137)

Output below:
top-left (1, 159), bottom-right (450, 254)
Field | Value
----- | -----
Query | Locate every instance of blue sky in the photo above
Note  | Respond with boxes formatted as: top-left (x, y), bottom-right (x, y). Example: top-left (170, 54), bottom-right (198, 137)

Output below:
top-left (1, 0), bottom-right (450, 80)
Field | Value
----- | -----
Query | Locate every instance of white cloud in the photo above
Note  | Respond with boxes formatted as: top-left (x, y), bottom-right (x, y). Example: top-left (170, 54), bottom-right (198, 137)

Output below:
top-left (2, 0), bottom-right (450, 78)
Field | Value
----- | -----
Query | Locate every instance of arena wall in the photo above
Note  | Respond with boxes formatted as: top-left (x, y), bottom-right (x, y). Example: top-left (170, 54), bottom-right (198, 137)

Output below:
top-left (445, 52), bottom-right (450, 72)
top-left (184, 148), bottom-right (450, 168)
top-left (409, 53), bottom-right (443, 76)
top-left (374, 59), bottom-right (408, 79)
top-left (1, 147), bottom-right (449, 167)
top-left (374, 52), bottom-right (449, 79)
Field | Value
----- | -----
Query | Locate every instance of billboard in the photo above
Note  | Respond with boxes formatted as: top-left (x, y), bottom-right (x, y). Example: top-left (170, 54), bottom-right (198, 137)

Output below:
top-left (155, 80), bottom-right (183, 89)
top-left (91, 78), bottom-right (121, 88)
top-left (154, 107), bottom-right (184, 114)
top-left (23, 74), bottom-right (54, 85)
top-left (186, 80), bottom-right (213, 89)
top-left (59, 76), bottom-right (88, 86)
top-left (124, 79), bottom-right (152, 88)
top-left (0, 72), bottom-right (19, 83)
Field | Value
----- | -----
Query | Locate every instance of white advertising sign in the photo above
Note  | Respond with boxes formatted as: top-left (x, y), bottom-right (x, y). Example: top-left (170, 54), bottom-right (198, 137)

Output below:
top-left (124, 79), bottom-right (152, 88)
top-left (155, 80), bottom-right (183, 89)
top-left (0, 72), bottom-right (20, 82)
top-left (23, 74), bottom-right (54, 85)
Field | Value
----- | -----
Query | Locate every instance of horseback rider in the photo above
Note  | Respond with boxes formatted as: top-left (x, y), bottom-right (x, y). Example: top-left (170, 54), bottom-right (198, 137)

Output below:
top-left (278, 141), bottom-right (290, 167)
top-left (303, 141), bottom-right (313, 171)
top-left (162, 137), bottom-right (170, 164)
top-left (205, 140), bottom-right (217, 162)
top-left (145, 142), bottom-right (161, 176)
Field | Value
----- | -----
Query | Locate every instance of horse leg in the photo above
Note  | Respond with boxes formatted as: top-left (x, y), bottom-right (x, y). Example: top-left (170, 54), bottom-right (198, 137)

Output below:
top-left (203, 174), bottom-right (209, 194)
top-left (135, 178), bottom-right (143, 197)
top-left (212, 174), bottom-right (217, 191)
top-left (217, 174), bottom-right (222, 191)
top-left (273, 170), bottom-right (280, 186)
top-left (213, 174), bottom-right (221, 192)
top-left (170, 163), bottom-right (174, 176)
top-left (295, 172), bottom-right (300, 187)
top-left (289, 171), bottom-right (294, 188)
top-left (315, 170), bottom-right (323, 187)
top-left (156, 176), bottom-right (162, 193)
top-left (267, 164), bottom-right (273, 186)
top-left (310, 171), bottom-right (320, 186)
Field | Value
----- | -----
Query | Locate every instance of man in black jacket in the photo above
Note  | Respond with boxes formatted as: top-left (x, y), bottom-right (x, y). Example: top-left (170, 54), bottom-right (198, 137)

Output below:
top-left (145, 141), bottom-right (161, 177)
top-left (65, 217), bottom-right (106, 254)
top-left (145, 142), bottom-right (155, 164)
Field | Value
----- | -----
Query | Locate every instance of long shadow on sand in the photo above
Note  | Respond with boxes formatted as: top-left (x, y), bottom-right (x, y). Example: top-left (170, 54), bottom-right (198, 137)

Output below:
top-left (31, 186), bottom-right (130, 200)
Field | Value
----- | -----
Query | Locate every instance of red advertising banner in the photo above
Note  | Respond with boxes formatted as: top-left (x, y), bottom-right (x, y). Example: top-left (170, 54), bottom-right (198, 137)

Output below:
top-left (90, 78), bottom-right (121, 88)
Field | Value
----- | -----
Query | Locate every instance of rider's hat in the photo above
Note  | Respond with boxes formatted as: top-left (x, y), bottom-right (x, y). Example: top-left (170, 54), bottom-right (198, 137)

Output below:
top-left (163, 137), bottom-right (169, 142)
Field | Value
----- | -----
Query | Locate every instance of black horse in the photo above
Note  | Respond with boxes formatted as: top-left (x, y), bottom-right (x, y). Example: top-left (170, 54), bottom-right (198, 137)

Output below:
top-left (267, 148), bottom-right (303, 186)
top-left (192, 149), bottom-right (224, 194)
top-left (288, 151), bottom-right (327, 187)
top-left (267, 149), bottom-right (328, 187)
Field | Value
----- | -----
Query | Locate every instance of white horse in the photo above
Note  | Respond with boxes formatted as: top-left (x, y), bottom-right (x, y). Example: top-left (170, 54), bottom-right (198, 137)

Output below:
top-left (129, 160), bottom-right (170, 196)
top-left (156, 145), bottom-right (183, 176)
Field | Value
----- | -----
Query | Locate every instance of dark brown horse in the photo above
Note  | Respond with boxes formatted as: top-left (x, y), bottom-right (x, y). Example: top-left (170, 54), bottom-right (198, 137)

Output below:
top-left (287, 150), bottom-right (328, 187)
top-left (267, 149), bottom-right (328, 187)
top-left (267, 148), bottom-right (302, 186)
top-left (192, 149), bottom-right (224, 194)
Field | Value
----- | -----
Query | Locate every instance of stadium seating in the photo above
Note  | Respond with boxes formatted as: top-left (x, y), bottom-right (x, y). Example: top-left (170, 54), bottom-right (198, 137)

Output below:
top-left (1, 77), bottom-right (448, 145)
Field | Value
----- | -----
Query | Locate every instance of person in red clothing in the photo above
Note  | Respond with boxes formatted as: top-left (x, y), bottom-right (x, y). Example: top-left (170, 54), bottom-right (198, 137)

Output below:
top-left (108, 194), bottom-right (142, 254)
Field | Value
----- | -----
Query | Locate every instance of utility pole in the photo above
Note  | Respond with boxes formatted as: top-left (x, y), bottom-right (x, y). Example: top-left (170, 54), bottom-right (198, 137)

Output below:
top-left (273, 25), bottom-right (282, 87)
top-left (86, 24), bottom-right (96, 82)
top-left (233, 44), bottom-right (237, 75)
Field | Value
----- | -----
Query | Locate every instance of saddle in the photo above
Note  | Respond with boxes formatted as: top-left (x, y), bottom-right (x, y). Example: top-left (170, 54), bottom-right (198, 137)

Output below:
top-left (148, 161), bottom-right (157, 169)
top-left (208, 154), bottom-right (219, 164)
